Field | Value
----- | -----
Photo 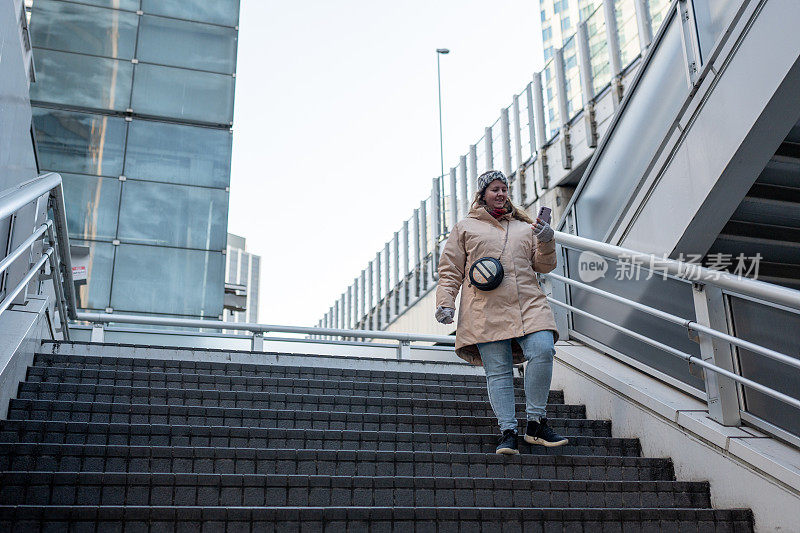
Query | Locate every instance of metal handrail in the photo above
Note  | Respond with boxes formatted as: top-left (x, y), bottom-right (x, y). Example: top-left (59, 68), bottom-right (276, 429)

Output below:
top-left (0, 173), bottom-right (77, 337)
top-left (76, 311), bottom-right (456, 345)
top-left (545, 270), bottom-right (800, 372)
top-left (554, 231), bottom-right (800, 311)
top-left (546, 295), bottom-right (800, 411)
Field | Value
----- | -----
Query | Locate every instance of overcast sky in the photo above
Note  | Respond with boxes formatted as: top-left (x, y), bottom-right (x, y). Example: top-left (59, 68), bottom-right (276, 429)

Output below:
top-left (228, 1), bottom-right (544, 326)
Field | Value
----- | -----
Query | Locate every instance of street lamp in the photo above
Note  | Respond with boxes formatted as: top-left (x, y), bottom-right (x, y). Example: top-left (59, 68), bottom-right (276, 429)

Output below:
top-left (436, 48), bottom-right (449, 233)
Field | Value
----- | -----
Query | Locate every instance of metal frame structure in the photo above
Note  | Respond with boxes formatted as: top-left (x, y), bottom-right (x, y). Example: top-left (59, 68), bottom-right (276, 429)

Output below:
top-left (0, 173), bottom-right (76, 337)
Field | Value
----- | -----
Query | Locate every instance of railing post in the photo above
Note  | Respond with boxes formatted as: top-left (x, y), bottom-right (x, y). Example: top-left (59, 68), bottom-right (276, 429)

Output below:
top-left (526, 82), bottom-right (537, 157)
top-left (678, 0), bottom-right (702, 87)
top-left (511, 95), bottom-right (524, 205)
top-left (383, 241), bottom-right (390, 324)
top-left (691, 283), bottom-right (742, 426)
top-left (412, 209), bottom-right (421, 299)
top-left (553, 47), bottom-right (572, 171)
top-left (419, 200), bottom-right (429, 290)
top-left (360, 269), bottom-right (366, 328)
top-left (367, 259), bottom-right (375, 330)
top-left (532, 72), bottom-right (549, 190)
top-left (577, 22), bottom-right (598, 148)
top-left (402, 220), bottom-right (410, 308)
top-left (500, 106), bottom-right (512, 179)
top-left (468, 145), bottom-right (478, 200)
top-left (347, 285), bottom-right (353, 329)
top-left (90, 323), bottom-right (105, 343)
top-left (431, 179), bottom-right (441, 280)
top-left (603, 0), bottom-right (625, 105)
top-left (397, 340), bottom-right (411, 360)
top-left (458, 156), bottom-right (469, 219)
top-left (484, 126), bottom-right (493, 170)
top-left (392, 232), bottom-right (400, 319)
top-left (634, 0), bottom-right (653, 51)
top-left (449, 167), bottom-right (458, 230)
top-left (251, 332), bottom-right (264, 352)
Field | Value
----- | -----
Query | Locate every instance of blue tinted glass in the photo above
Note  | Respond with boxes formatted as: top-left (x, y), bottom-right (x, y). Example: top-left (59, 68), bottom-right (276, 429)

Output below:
top-left (33, 108), bottom-right (127, 176)
top-left (111, 245), bottom-right (224, 316)
top-left (30, 49), bottom-right (133, 111)
top-left (65, 0), bottom-right (140, 10)
top-left (141, 0), bottom-right (239, 26)
top-left (30, 1), bottom-right (138, 59)
top-left (137, 16), bottom-right (237, 73)
top-left (131, 63), bottom-right (234, 124)
top-left (117, 181), bottom-right (228, 249)
top-left (71, 239), bottom-right (115, 310)
top-left (62, 173), bottom-right (121, 241)
top-left (124, 120), bottom-right (231, 187)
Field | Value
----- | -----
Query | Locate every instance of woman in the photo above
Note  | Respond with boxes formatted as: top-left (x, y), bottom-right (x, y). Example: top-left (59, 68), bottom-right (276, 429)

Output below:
top-left (435, 170), bottom-right (567, 455)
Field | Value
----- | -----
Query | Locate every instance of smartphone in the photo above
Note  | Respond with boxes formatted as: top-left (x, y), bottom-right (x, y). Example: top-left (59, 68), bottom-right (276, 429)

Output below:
top-left (537, 206), bottom-right (552, 224)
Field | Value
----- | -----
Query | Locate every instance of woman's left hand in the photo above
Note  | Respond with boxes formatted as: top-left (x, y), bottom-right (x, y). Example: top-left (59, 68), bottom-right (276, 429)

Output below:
top-left (533, 218), bottom-right (554, 242)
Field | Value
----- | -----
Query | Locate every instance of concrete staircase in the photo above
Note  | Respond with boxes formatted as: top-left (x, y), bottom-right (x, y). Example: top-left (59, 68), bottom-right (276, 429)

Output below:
top-left (0, 341), bottom-right (753, 531)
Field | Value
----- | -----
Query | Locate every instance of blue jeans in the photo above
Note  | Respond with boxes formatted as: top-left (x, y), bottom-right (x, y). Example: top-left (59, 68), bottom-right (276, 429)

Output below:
top-left (477, 330), bottom-right (556, 432)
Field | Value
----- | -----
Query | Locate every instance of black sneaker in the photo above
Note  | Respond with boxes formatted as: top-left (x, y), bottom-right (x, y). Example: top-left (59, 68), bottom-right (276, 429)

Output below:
top-left (524, 418), bottom-right (569, 447)
top-left (495, 429), bottom-right (519, 455)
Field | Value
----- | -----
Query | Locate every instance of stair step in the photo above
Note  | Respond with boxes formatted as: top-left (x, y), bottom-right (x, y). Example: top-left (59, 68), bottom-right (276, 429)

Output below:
top-left (0, 472), bottom-right (712, 509)
top-left (0, 444), bottom-right (673, 480)
top-left (34, 352), bottom-right (500, 387)
top-left (0, 421), bottom-right (641, 456)
top-left (24, 366), bottom-right (560, 403)
top-left (16, 382), bottom-right (585, 418)
top-left (0, 505), bottom-right (755, 531)
top-left (7, 400), bottom-right (608, 436)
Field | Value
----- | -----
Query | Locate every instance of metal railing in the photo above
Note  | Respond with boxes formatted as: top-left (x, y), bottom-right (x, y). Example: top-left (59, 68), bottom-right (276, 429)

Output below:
top-left (76, 311), bottom-right (455, 360)
top-left (543, 231), bottom-right (800, 437)
top-left (318, 0), bottom-right (671, 332)
top-left (0, 172), bottom-right (76, 338)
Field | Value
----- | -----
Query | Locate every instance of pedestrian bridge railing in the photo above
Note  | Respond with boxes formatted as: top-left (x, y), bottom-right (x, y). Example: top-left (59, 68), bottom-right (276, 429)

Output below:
top-left (0, 172), bottom-right (76, 338)
top-left (545, 230), bottom-right (800, 448)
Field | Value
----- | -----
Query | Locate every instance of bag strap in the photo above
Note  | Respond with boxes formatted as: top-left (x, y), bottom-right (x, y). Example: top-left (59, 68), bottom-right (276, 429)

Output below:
top-left (498, 220), bottom-right (510, 260)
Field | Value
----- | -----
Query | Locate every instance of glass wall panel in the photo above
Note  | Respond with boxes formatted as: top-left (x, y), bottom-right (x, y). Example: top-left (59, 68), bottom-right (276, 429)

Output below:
top-left (692, 0), bottom-right (742, 65)
top-left (131, 63), bottom-right (235, 124)
top-left (729, 296), bottom-right (800, 439)
top-left (615, 0), bottom-right (640, 67)
top-left (111, 245), bottom-right (224, 316)
top-left (68, 0), bottom-right (140, 11)
top-left (648, 0), bottom-right (672, 33)
top-left (117, 181), bottom-right (228, 249)
top-left (30, 0), bottom-right (139, 59)
top-left (33, 108), bottom-right (127, 176)
top-left (141, 0), bottom-right (240, 27)
top-left (563, 37), bottom-right (582, 118)
top-left (137, 16), bottom-right (237, 73)
top-left (62, 173), bottom-right (121, 241)
top-left (574, 13), bottom-right (684, 240)
top-left (124, 120), bottom-right (232, 187)
top-left (72, 239), bottom-right (115, 310)
top-left (564, 248), bottom-right (705, 390)
top-left (30, 49), bottom-right (133, 111)
top-left (587, 7), bottom-right (611, 93)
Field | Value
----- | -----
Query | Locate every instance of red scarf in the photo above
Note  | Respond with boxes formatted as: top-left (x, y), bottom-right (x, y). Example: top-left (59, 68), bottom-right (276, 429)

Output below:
top-left (487, 206), bottom-right (510, 219)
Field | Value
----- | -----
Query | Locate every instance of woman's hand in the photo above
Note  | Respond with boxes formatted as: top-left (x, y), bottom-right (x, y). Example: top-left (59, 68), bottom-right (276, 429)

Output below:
top-left (533, 217), bottom-right (554, 242)
top-left (435, 306), bottom-right (455, 324)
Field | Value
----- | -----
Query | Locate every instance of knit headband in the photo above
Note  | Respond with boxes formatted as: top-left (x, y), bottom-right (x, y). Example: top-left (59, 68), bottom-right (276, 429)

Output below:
top-left (477, 170), bottom-right (508, 195)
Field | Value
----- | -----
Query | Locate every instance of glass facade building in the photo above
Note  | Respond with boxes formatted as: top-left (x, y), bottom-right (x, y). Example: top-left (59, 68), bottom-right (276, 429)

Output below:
top-left (224, 233), bottom-right (261, 325)
top-left (28, 0), bottom-right (239, 319)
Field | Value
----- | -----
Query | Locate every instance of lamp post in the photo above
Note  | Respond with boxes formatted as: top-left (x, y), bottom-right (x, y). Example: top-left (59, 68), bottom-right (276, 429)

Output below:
top-left (436, 48), bottom-right (449, 234)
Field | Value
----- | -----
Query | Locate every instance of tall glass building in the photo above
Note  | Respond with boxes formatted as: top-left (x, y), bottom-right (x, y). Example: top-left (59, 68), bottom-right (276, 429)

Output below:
top-left (28, 0), bottom-right (239, 320)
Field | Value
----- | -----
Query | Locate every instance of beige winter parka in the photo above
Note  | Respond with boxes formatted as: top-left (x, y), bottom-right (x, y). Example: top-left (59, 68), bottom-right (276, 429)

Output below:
top-left (436, 205), bottom-right (559, 365)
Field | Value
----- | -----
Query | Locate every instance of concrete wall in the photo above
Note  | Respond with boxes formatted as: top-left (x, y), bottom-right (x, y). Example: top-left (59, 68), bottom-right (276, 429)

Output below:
top-left (0, 0), bottom-right (37, 192)
top-left (552, 342), bottom-right (800, 532)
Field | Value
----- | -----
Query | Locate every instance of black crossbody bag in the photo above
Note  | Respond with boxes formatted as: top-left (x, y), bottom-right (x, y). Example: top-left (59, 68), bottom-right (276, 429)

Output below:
top-left (468, 220), bottom-right (509, 291)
